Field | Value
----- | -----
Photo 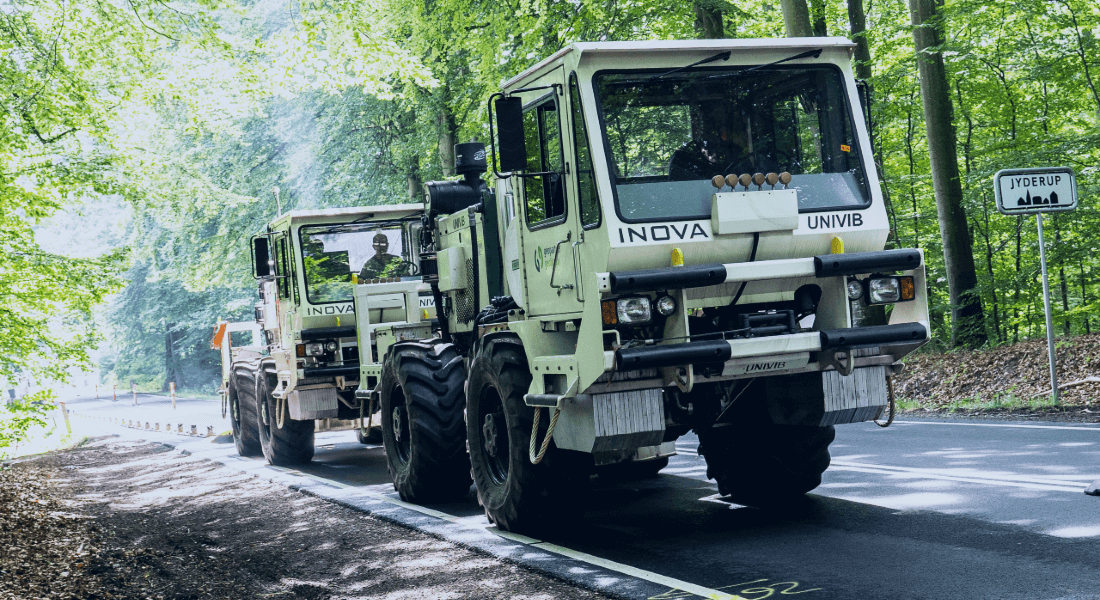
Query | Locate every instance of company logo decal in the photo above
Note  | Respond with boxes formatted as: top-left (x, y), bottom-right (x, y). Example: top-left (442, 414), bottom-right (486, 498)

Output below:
top-left (534, 246), bottom-right (543, 272)
top-left (617, 223), bottom-right (709, 245)
top-left (306, 303), bottom-right (354, 316)
top-left (806, 212), bottom-right (864, 230)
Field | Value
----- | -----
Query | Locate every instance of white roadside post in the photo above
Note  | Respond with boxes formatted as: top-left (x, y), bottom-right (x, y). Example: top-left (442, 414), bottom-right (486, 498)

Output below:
top-left (994, 167), bottom-right (1079, 406)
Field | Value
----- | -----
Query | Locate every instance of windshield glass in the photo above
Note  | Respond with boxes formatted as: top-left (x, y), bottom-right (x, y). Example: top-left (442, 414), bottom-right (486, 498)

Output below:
top-left (299, 223), bottom-right (418, 304)
top-left (594, 65), bottom-right (870, 222)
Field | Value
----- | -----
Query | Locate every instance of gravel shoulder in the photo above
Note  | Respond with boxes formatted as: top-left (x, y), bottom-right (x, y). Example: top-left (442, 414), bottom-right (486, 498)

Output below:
top-left (2, 437), bottom-right (612, 600)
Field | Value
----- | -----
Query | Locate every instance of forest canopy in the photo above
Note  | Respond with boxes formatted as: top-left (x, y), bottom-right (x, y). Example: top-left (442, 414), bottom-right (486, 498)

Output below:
top-left (2, 0), bottom-right (1097, 392)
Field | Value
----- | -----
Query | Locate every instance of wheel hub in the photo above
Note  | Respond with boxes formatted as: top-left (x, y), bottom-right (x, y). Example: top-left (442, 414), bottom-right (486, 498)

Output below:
top-left (482, 413), bottom-right (499, 457)
top-left (392, 407), bottom-right (403, 442)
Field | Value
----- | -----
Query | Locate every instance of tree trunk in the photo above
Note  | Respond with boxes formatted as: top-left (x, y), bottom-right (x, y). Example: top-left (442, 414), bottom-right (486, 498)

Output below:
top-left (847, 0), bottom-right (873, 81)
top-left (905, 93), bottom-right (919, 249)
top-left (809, 0), bottom-right (827, 36)
top-left (1080, 259), bottom-right (1090, 334)
top-left (1013, 216), bottom-right (1021, 342)
top-left (437, 107), bottom-right (456, 177)
top-left (693, 0), bottom-right (724, 39)
top-left (1054, 218), bottom-right (1070, 335)
top-left (1058, 0), bottom-right (1100, 114)
top-left (981, 198), bottom-right (1002, 342)
top-left (780, 0), bottom-right (813, 37)
top-left (407, 154), bottom-right (422, 203)
top-left (910, 0), bottom-right (986, 348)
top-left (163, 322), bottom-right (181, 392)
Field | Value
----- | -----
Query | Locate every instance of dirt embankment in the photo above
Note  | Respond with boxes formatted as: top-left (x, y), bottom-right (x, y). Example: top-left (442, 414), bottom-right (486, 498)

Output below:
top-left (894, 332), bottom-right (1100, 414)
top-left (1, 438), bottom-right (610, 600)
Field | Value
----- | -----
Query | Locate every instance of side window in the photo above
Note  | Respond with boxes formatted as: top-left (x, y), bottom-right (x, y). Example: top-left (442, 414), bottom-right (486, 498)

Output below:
top-left (274, 237), bottom-right (291, 299)
top-left (523, 97), bottom-right (566, 225)
top-left (287, 238), bottom-right (299, 305)
top-left (569, 74), bottom-right (601, 228)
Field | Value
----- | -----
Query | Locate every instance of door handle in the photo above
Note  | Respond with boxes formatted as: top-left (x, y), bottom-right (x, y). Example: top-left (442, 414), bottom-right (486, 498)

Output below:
top-left (549, 231), bottom-right (574, 294)
top-left (571, 238), bottom-right (584, 302)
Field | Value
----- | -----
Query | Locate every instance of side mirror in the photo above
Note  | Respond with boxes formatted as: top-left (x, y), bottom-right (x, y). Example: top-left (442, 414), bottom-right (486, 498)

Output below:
top-left (495, 96), bottom-right (527, 173)
top-left (252, 236), bottom-right (272, 277)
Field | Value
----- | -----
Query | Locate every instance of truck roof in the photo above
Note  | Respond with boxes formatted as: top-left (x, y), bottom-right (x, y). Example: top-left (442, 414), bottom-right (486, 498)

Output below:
top-left (267, 203), bottom-right (425, 228)
top-left (502, 37), bottom-right (858, 89)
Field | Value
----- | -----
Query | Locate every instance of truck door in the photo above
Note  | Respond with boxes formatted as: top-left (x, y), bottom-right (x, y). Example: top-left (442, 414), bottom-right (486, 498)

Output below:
top-left (562, 71), bottom-right (603, 308)
top-left (516, 67), bottom-right (582, 317)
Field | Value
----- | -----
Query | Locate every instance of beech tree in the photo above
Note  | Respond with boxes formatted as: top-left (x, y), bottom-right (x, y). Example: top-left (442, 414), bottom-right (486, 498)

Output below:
top-left (910, 0), bottom-right (987, 348)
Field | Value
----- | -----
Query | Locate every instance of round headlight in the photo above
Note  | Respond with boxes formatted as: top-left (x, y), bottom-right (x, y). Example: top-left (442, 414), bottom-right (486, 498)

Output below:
top-left (655, 295), bottom-right (676, 316)
top-left (846, 279), bottom-right (863, 301)
top-left (325, 341), bottom-right (338, 353)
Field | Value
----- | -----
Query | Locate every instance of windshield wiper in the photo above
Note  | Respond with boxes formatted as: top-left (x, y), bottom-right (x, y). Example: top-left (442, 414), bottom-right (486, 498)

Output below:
top-left (641, 48), bottom-right (823, 85)
top-left (705, 48), bottom-right (823, 80)
top-left (644, 51), bottom-right (731, 82)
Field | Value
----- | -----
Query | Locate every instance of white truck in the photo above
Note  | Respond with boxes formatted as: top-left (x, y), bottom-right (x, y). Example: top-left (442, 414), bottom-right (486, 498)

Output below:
top-left (215, 205), bottom-right (435, 465)
top-left (370, 38), bottom-right (929, 534)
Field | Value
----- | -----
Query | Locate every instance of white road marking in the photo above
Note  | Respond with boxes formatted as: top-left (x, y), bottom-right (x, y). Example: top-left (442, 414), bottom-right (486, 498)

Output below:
top-left (889, 420), bottom-right (1100, 432)
top-left (675, 445), bottom-right (1092, 492)
top-left (257, 461), bottom-right (744, 599)
top-left (530, 541), bottom-right (747, 600)
top-left (830, 460), bottom-right (1091, 492)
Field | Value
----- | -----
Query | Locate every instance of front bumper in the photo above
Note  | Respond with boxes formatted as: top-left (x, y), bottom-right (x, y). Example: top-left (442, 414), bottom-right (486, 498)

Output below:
top-left (616, 323), bottom-right (928, 370)
top-left (598, 249), bottom-right (923, 294)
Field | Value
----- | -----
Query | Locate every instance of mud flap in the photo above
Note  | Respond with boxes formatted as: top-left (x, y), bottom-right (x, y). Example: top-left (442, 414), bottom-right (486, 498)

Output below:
top-left (765, 365), bottom-right (888, 426)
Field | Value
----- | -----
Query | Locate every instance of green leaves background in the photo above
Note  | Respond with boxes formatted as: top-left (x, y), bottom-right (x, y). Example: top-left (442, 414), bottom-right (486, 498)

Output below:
top-left (2, 0), bottom-right (1098, 391)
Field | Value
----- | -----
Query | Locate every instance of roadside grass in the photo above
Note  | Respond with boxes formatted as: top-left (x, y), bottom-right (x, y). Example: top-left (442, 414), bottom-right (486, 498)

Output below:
top-left (896, 397), bottom-right (922, 411)
top-left (895, 382), bottom-right (1076, 413)
top-left (916, 391), bottom-right (1068, 413)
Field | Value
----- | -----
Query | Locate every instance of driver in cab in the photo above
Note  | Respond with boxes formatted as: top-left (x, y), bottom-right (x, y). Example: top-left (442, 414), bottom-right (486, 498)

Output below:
top-left (668, 105), bottom-right (759, 181)
top-left (358, 233), bottom-right (406, 280)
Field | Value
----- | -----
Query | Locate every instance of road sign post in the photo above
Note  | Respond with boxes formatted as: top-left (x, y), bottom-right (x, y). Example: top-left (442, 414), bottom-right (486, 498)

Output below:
top-left (1035, 214), bottom-right (1058, 405)
top-left (994, 167), bottom-right (1079, 406)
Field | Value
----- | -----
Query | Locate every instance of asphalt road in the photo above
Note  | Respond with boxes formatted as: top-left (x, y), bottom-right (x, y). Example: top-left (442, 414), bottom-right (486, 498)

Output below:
top-left (63, 395), bottom-right (1100, 600)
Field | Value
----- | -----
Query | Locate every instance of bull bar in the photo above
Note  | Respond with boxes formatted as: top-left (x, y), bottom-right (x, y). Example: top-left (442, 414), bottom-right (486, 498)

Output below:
top-left (616, 323), bottom-right (928, 371)
top-left (597, 249), bottom-right (923, 294)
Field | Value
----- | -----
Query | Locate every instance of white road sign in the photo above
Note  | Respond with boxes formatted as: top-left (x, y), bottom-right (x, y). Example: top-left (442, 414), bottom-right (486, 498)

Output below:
top-left (994, 167), bottom-right (1077, 215)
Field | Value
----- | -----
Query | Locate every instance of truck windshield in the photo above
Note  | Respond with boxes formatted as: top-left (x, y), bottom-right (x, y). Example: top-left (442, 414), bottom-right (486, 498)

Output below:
top-left (299, 224), bottom-right (417, 304)
top-left (594, 65), bottom-right (870, 222)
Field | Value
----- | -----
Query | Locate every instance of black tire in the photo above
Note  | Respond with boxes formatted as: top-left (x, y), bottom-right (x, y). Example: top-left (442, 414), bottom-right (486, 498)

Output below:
top-left (597, 456), bottom-right (669, 481)
top-left (467, 334), bottom-right (590, 533)
top-left (228, 367), bottom-right (262, 457)
top-left (357, 425), bottom-right (383, 445)
top-left (256, 368), bottom-right (315, 466)
top-left (699, 414), bottom-right (834, 507)
top-left (379, 340), bottom-right (471, 503)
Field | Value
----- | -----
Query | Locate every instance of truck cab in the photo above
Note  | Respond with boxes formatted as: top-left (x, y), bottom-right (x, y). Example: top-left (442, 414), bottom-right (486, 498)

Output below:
top-left (218, 204), bottom-right (433, 465)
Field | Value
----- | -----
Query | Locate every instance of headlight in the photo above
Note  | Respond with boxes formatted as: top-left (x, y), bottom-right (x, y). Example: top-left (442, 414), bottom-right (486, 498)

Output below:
top-left (616, 297), bottom-right (652, 324)
top-left (865, 276), bottom-right (916, 305)
top-left (305, 342), bottom-right (325, 356)
top-left (655, 295), bottom-right (676, 316)
top-left (325, 341), bottom-right (338, 353)
top-left (868, 277), bottom-right (900, 303)
top-left (846, 279), bottom-right (863, 301)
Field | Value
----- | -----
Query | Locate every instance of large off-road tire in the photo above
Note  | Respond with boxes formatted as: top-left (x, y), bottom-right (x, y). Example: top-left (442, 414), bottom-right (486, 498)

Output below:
top-left (256, 369), bottom-right (315, 466)
top-left (379, 340), bottom-right (471, 503)
top-left (467, 334), bottom-right (590, 534)
top-left (698, 401), bottom-right (834, 507)
top-left (228, 366), bottom-right (262, 457)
